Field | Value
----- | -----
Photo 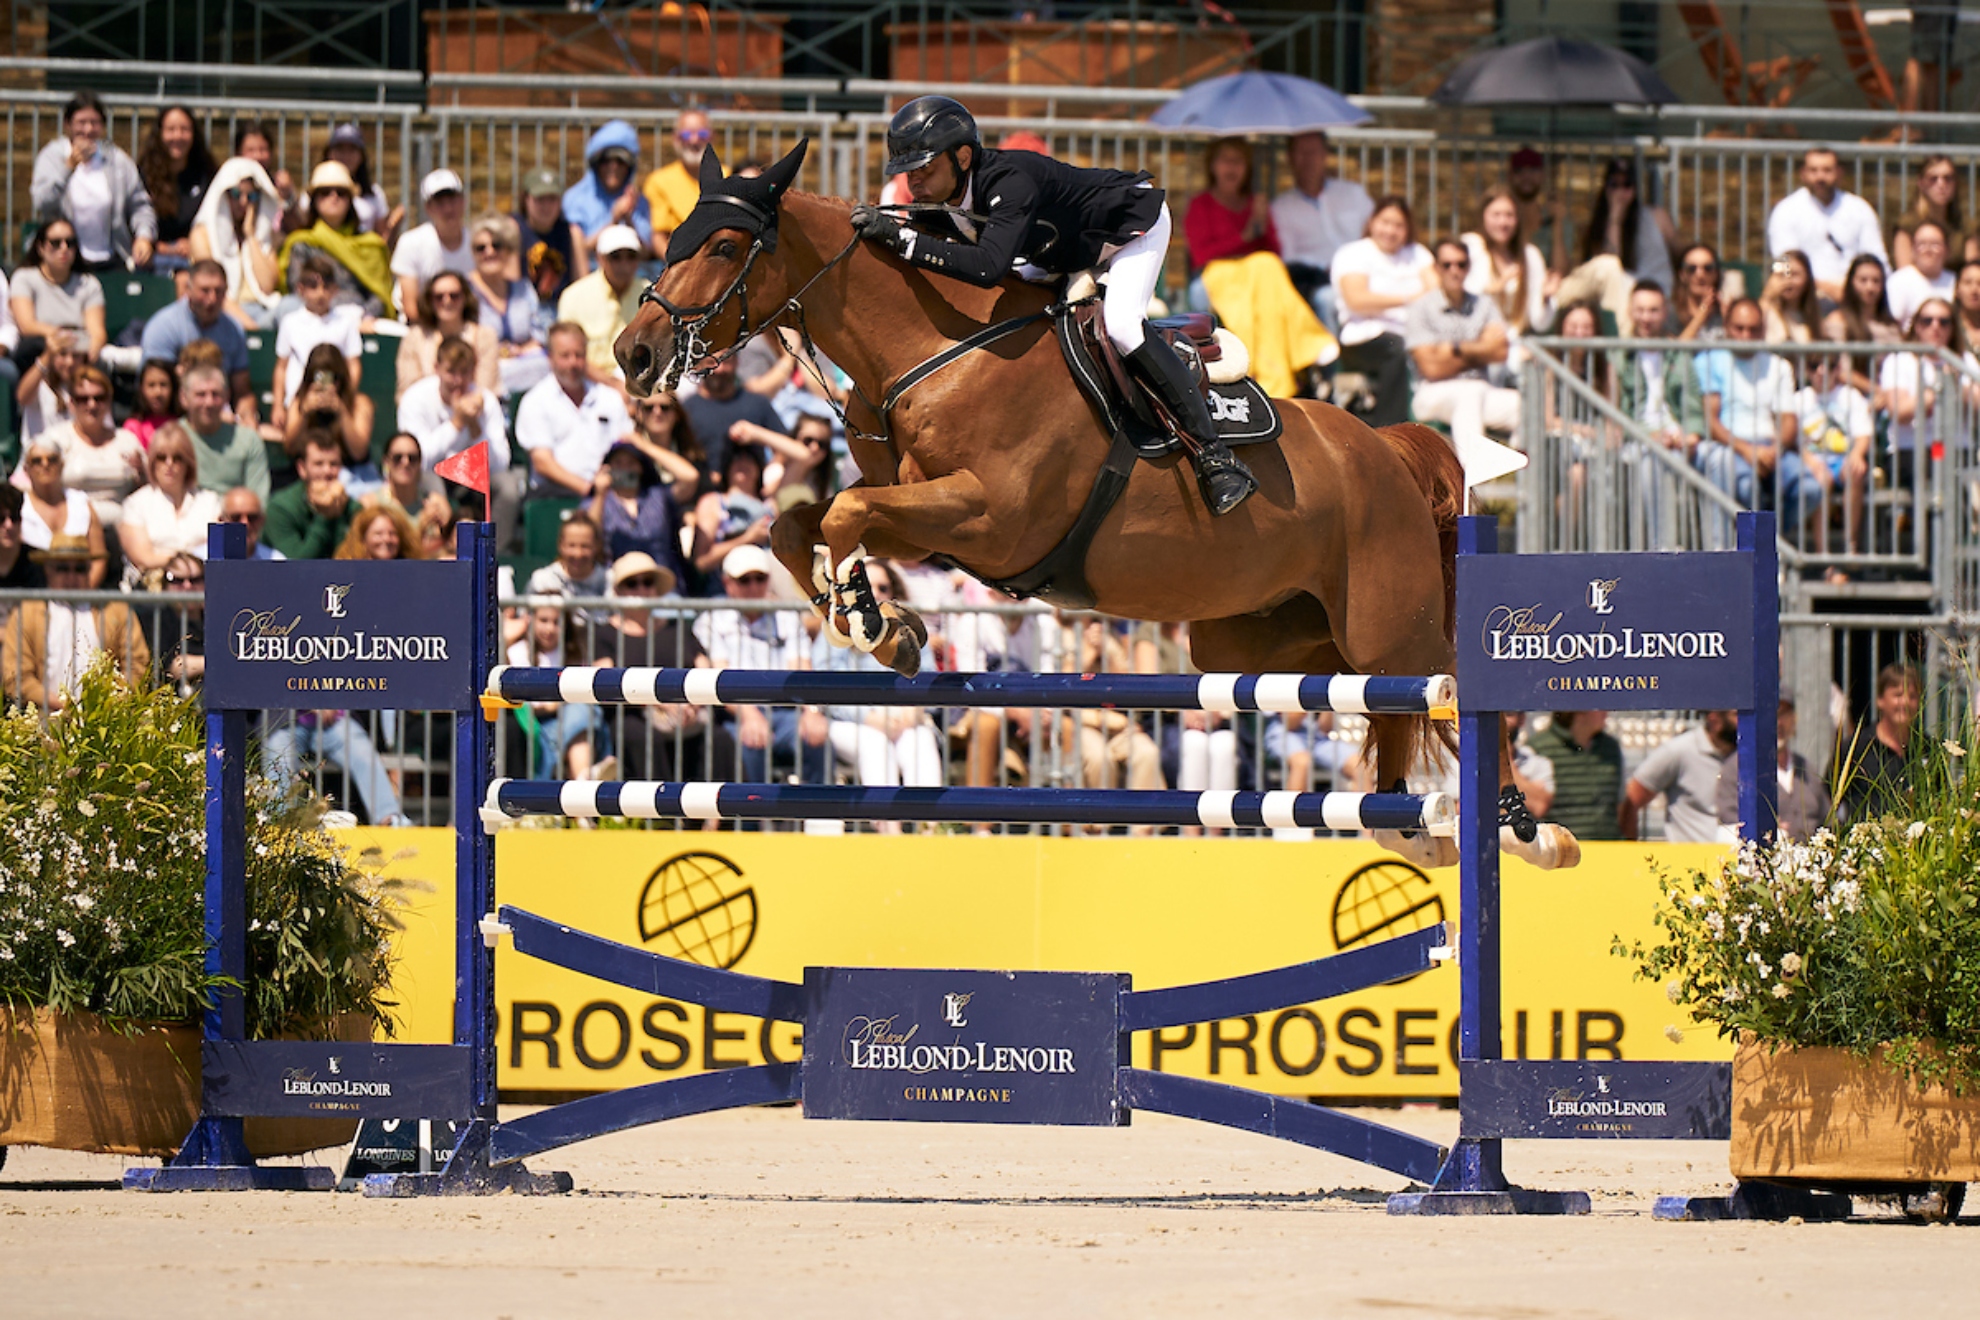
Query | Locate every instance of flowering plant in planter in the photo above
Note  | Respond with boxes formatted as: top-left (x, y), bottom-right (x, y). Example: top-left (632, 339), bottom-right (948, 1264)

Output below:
top-left (0, 657), bottom-right (404, 1036)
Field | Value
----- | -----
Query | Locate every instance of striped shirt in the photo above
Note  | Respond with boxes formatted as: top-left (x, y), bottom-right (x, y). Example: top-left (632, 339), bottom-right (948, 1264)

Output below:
top-left (1527, 722), bottom-right (1625, 841)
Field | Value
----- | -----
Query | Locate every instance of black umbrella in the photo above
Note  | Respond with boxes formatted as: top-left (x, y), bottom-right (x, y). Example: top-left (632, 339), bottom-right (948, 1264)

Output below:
top-left (1431, 35), bottom-right (1678, 107)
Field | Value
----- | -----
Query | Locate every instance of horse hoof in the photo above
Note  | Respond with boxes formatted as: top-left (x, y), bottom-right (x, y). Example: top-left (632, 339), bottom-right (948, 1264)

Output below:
top-left (1500, 823), bottom-right (1582, 870)
top-left (877, 623), bottom-right (922, 678)
top-left (881, 601), bottom-right (928, 647)
top-left (1372, 829), bottom-right (1459, 870)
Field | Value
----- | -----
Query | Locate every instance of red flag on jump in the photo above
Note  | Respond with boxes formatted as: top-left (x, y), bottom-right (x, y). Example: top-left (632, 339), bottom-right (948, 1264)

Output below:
top-left (433, 442), bottom-right (490, 498)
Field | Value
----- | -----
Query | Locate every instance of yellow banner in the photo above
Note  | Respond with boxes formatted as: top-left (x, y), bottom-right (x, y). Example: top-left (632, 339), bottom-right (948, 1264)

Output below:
top-left (362, 829), bottom-right (1734, 1099)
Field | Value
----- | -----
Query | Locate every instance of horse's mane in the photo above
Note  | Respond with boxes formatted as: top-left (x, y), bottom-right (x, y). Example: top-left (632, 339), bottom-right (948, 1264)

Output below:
top-left (777, 187), bottom-right (1054, 315)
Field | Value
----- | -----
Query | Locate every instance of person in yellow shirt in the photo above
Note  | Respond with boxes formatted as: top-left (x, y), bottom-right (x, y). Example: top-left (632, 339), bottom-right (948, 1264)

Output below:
top-left (643, 109), bottom-right (715, 247)
top-left (554, 223), bottom-right (644, 390)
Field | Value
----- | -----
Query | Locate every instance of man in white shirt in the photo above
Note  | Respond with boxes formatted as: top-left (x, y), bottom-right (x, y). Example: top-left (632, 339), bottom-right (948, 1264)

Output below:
top-left (1886, 219), bottom-right (1954, 331)
top-left (1765, 148), bottom-right (1888, 302)
top-left (1269, 131), bottom-right (1372, 331)
top-left (1693, 298), bottom-right (1822, 526)
top-left (515, 321), bottom-right (634, 496)
top-left (1403, 240), bottom-right (1524, 478)
top-left (398, 335), bottom-right (517, 543)
top-left (391, 169), bottom-right (474, 318)
top-left (692, 544), bottom-right (829, 784)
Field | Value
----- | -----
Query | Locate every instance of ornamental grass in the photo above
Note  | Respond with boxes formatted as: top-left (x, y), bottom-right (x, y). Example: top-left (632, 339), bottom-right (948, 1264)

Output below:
top-left (1620, 734), bottom-right (1980, 1091)
top-left (0, 656), bottom-right (406, 1036)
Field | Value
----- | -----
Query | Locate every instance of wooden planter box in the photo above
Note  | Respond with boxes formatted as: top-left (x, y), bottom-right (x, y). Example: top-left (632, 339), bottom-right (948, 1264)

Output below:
top-left (1731, 1036), bottom-right (1980, 1183)
top-left (0, 1008), bottom-right (364, 1159)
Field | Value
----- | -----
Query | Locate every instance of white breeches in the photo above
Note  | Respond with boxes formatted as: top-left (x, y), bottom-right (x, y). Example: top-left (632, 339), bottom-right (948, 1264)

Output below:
top-left (1100, 202), bottom-right (1170, 353)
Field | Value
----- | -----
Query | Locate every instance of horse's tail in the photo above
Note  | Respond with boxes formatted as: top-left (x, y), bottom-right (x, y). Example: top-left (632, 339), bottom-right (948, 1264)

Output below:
top-left (1374, 423), bottom-right (1464, 775)
top-left (1375, 423), bottom-right (1461, 646)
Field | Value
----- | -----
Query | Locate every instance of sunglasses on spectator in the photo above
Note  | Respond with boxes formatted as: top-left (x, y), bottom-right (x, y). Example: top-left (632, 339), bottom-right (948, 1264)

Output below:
top-left (388, 450), bottom-right (422, 465)
top-left (164, 569), bottom-right (204, 587)
top-left (1437, 258), bottom-right (1469, 270)
top-left (153, 453), bottom-right (189, 466)
top-left (25, 454), bottom-right (59, 468)
top-left (619, 574), bottom-right (663, 590)
top-left (732, 573), bottom-right (770, 585)
top-left (1917, 314), bottom-right (1953, 327)
top-left (42, 234), bottom-right (76, 250)
top-left (643, 400), bottom-right (677, 413)
top-left (677, 128), bottom-right (712, 145)
top-left (72, 391), bottom-right (108, 406)
top-left (473, 241), bottom-right (503, 255)
top-left (431, 289), bottom-right (465, 302)
top-left (1683, 261), bottom-right (1718, 273)
top-left (221, 511), bottom-right (264, 526)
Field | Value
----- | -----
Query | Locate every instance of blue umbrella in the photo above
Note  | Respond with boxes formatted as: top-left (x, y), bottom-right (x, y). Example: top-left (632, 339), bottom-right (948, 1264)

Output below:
top-left (1148, 71), bottom-right (1371, 136)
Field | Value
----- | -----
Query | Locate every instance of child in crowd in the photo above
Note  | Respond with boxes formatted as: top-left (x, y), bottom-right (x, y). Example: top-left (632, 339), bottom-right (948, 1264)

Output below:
top-left (125, 359), bottom-right (182, 450)
top-left (271, 253), bottom-right (363, 438)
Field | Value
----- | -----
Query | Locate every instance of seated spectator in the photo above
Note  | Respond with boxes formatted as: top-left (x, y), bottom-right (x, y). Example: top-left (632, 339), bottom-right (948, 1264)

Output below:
top-left (468, 213), bottom-right (547, 396)
top-left (1759, 249), bottom-right (1821, 344)
top-left (126, 359), bottom-right (181, 450)
top-left (31, 91), bottom-right (156, 273)
top-left (1184, 137), bottom-right (1337, 398)
top-left (265, 428), bottom-right (355, 559)
top-left (1555, 158), bottom-right (1678, 322)
top-left (136, 105), bottom-right (216, 281)
top-left (12, 219), bottom-right (107, 362)
top-left (1270, 130), bottom-right (1373, 331)
top-left (1405, 238), bottom-right (1522, 465)
top-left (1615, 281), bottom-right (1702, 462)
top-left (228, 121), bottom-right (297, 229)
top-left (514, 321), bottom-right (630, 497)
top-left (17, 331), bottom-right (84, 442)
top-left (643, 109), bottom-right (713, 250)
top-left (593, 552), bottom-right (730, 783)
top-left (1527, 710), bottom-right (1624, 841)
top-left (681, 354), bottom-right (799, 479)
top-left (555, 224), bottom-right (644, 388)
top-left (1887, 219), bottom-right (1954, 332)
top-left (396, 338), bottom-right (510, 502)
top-left (507, 595), bottom-right (608, 780)
top-left (525, 244), bottom-right (568, 341)
top-left (189, 157), bottom-right (283, 329)
top-left (1883, 296), bottom-right (1954, 465)
top-left (263, 706), bottom-right (408, 826)
top-left (1055, 614), bottom-right (1162, 829)
top-left (334, 502), bottom-right (422, 563)
top-left (280, 343), bottom-right (374, 476)
top-left (392, 169), bottom-right (474, 318)
top-left (276, 162), bottom-right (394, 321)
top-left (150, 550), bottom-right (206, 695)
top-left (272, 253), bottom-right (363, 428)
top-left (1954, 259), bottom-right (1980, 355)
top-left (815, 559), bottom-right (942, 801)
top-left (1694, 298), bottom-right (1823, 526)
top-left (364, 432), bottom-right (450, 555)
top-left (1793, 325), bottom-right (1874, 554)
top-left (395, 270), bottom-right (499, 402)
top-left (695, 544), bottom-right (827, 784)
top-left (516, 166), bottom-right (585, 301)
top-left (1670, 243), bottom-right (1732, 341)
top-left (771, 414), bottom-right (832, 502)
top-left (1622, 710), bottom-right (1737, 841)
top-left (1837, 251), bottom-right (1903, 400)
top-left (41, 364), bottom-right (145, 528)
top-left (1836, 662), bottom-right (1923, 823)
top-left (1768, 147), bottom-right (1887, 302)
top-left (319, 123), bottom-right (400, 240)
top-left (1892, 155), bottom-right (1961, 272)
top-left (139, 259), bottom-right (256, 423)
top-left (119, 423), bottom-right (221, 586)
top-left (1543, 301), bottom-right (1614, 445)
top-left (526, 512), bottom-right (609, 598)
top-left (1462, 187), bottom-right (1556, 336)
top-left (1716, 698), bottom-right (1829, 841)
top-left (628, 390), bottom-right (706, 500)
top-left (218, 486), bottom-right (284, 561)
top-left (0, 534), bottom-right (149, 711)
top-left (14, 437), bottom-right (106, 587)
top-left (588, 440), bottom-right (688, 589)
top-left (564, 121), bottom-right (652, 264)
top-left (1330, 195), bottom-right (1433, 426)
top-left (0, 487), bottom-right (45, 603)
top-left (691, 446), bottom-right (774, 582)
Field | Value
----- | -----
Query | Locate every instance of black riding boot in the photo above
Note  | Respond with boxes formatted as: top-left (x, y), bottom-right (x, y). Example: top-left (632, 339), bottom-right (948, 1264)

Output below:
top-left (1124, 338), bottom-right (1258, 516)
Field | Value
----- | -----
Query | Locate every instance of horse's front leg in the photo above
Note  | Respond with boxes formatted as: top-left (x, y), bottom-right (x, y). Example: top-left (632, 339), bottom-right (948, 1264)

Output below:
top-left (769, 497), bottom-right (841, 641)
top-left (814, 473), bottom-right (994, 677)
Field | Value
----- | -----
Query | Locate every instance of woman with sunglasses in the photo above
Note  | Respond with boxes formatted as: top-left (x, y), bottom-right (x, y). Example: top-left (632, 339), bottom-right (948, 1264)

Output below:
top-left (40, 363), bottom-right (145, 532)
top-left (1669, 243), bottom-right (1733, 341)
top-left (467, 213), bottom-right (548, 396)
top-left (1892, 155), bottom-right (1964, 272)
top-left (189, 155), bottom-right (283, 328)
top-left (320, 122), bottom-right (401, 241)
top-left (274, 160), bottom-right (393, 322)
top-left (119, 421), bottom-right (221, 586)
top-left (11, 220), bottom-right (107, 363)
top-left (395, 269), bottom-right (499, 402)
top-left (365, 430), bottom-right (453, 555)
top-left (1882, 296), bottom-right (1955, 461)
top-left (152, 550), bottom-right (208, 695)
top-left (628, 390), bottom-right (705, 500)
top-left (135, 105), bottom-right (217, 284)
top-left (15, 437), bottom-right (106, 588)
top-left (1556, 158), bottom-right (1678, 323)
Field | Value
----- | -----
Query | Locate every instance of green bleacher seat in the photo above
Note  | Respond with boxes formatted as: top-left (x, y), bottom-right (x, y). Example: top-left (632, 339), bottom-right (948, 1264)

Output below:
top-left (245, 330), bottom-right (278, 413)
top-left (358, 334), bottom-right (398, 454)
top-left (523, 498), bottom-right (581, 563)
top-left (101, 273), bottom-right (180, 341)
top-left (1727, 260), bottom-right (1765, 304)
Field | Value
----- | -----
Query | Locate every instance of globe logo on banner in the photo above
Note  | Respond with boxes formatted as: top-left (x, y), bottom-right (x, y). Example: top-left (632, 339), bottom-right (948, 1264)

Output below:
top-left (637, 851), bottom-right (759, 968)
top-left (1332, 860), bottom-right (1444, 984)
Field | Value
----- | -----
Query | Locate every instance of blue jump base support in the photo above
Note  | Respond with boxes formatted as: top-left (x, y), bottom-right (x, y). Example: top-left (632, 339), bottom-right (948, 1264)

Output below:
top-left (138, 512), bottom-right (1789, 1218)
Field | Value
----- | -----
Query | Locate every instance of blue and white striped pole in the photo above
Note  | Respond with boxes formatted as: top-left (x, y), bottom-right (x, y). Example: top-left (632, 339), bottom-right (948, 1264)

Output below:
top-left (487, 666), bottom-right (1458, 718)
top-left (482, 779), bottom-right (1457, 835)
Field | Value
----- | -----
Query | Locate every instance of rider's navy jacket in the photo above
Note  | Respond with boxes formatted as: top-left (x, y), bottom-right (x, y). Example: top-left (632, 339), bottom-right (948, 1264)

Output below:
top-left (900, 149), bottom-right (1164, 285)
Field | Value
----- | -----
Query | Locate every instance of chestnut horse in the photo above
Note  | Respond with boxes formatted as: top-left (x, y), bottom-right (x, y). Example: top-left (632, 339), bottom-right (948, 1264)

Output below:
top-left (616, 144), bottom-right (1575, 869)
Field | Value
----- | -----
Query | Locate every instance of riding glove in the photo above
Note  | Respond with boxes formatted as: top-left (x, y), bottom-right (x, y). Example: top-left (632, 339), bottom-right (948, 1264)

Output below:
top-left (850, 204), bottom-right (907, 252)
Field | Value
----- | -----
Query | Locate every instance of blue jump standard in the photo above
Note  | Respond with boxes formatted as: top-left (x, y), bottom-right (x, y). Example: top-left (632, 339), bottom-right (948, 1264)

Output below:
top-left (487, 666), bottom-right (1458, 716)
top-left (483, 779), bottom-right (1456, 833)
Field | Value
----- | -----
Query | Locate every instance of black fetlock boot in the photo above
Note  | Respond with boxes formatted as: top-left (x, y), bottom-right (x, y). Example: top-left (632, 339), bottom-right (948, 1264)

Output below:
top-left (1124, 338), bottom-right (1258, 516)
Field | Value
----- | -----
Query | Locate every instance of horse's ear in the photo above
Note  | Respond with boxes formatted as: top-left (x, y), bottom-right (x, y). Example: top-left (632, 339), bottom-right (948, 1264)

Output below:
top-left (761, 138), bottom-right (810, 199)
top-left (698, 145), bottom-right (725, 192)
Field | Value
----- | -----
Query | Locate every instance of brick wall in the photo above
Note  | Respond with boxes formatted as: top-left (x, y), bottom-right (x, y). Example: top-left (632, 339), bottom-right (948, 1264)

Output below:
top-left (1366, 0), bottom-right (1496, 95)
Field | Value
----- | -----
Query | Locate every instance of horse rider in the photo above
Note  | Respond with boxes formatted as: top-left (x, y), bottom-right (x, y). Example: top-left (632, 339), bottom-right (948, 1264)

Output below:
top-left (849, 95), bottom-right (1258, 516)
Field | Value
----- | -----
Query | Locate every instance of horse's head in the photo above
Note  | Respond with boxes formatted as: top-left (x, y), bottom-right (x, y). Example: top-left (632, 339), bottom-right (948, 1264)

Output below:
top-left (616, 138), bottom-right (808, 396)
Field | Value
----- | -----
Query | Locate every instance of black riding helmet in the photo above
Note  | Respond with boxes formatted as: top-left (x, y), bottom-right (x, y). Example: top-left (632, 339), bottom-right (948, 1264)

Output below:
top-left (883, 95), bottom-right (980, 185)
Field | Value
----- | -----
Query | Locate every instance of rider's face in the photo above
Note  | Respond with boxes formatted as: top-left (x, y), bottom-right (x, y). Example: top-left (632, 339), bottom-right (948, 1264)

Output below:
top-left (905, 147), bottom-right (967, 204)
